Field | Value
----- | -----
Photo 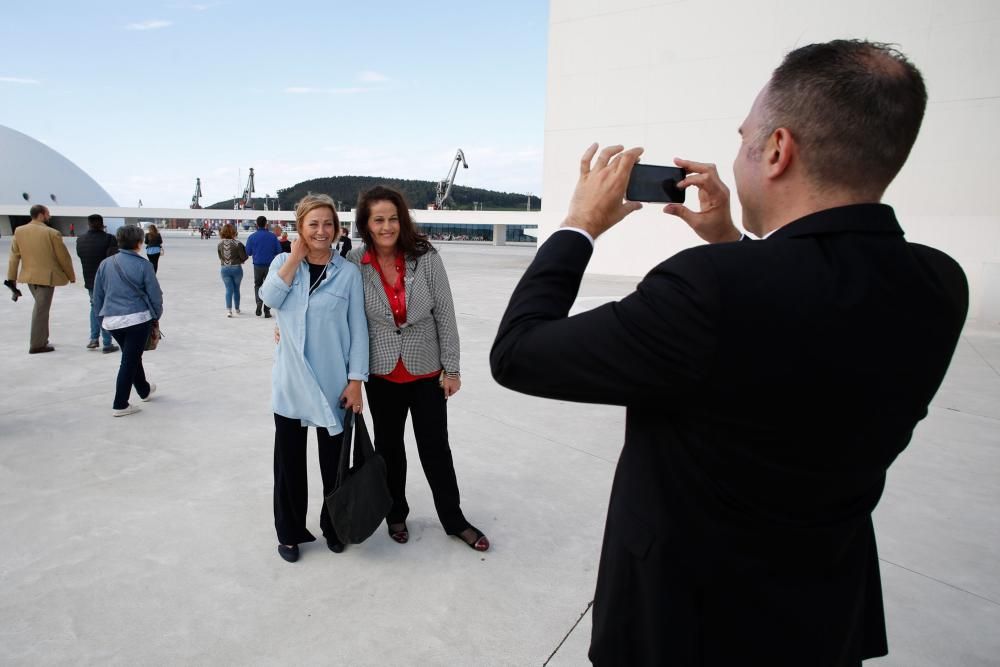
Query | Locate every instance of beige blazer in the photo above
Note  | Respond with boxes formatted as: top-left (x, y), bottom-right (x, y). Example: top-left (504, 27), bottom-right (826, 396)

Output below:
top-left (6, 220), bottom-right (76, 286)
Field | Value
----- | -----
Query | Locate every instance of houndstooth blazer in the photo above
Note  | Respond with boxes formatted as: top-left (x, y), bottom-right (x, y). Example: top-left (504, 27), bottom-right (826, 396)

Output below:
top-left (347, 246), bottom-right (460, 376)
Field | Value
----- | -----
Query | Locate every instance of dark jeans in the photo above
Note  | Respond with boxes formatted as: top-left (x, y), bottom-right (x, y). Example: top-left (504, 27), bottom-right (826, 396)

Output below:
top-left (273, 413), bottom-right (344, 546)
top-left (87, 288), bottom-right (112, 346)
top-left (109, 321), bottom-right (152, 410)
top-left (365, 375), bottom-right (468, 534)
top-left (148, 253), bottom-right (160, 273)
top-left (253, 264), bottom-right (269, 310)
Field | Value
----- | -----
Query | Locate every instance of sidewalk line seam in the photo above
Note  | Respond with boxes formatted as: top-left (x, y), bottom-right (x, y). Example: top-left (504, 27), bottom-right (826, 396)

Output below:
top-left (543, 600), bottom-right (593, 666)
top-left (962, 333), bottom-right (1000, 378)
top-left (879, 558), bottom-right (1000, 606)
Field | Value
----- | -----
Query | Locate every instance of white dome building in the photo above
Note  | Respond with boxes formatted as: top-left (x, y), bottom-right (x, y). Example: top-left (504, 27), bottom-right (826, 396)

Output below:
top-left (0, 124), bottom-right (117, 235)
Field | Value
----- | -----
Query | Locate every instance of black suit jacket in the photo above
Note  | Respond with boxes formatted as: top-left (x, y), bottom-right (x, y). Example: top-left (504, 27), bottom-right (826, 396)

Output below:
top-left (491, 204), bottom-right (967, 666)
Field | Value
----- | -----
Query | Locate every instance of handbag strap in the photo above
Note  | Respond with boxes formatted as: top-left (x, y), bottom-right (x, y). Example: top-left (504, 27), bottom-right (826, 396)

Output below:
top-left (112, 255), bottom-right (156, 317)
top-left (334, 411), bottom-right (374, 489)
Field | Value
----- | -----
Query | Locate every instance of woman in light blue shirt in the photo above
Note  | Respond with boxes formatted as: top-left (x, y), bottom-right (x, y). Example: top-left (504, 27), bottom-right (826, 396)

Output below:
top-left (260, 194), bottom-right (368, 563)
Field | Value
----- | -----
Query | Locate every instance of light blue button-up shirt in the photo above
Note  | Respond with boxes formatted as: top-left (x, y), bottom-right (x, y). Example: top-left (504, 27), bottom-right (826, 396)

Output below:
top-left (260, 252), bottom-right (369, 432)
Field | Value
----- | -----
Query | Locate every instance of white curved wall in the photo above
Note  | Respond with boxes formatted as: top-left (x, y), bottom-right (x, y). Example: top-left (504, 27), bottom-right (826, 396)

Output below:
top-left (0, 125), bottom-right (117, 208)
top-left (541, 0), bottom-right (1000, 321)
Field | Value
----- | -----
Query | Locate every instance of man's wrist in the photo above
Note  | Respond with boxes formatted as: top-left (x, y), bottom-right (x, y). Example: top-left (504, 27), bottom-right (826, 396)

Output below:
top-left (561, 213), bottom-right (603, 240)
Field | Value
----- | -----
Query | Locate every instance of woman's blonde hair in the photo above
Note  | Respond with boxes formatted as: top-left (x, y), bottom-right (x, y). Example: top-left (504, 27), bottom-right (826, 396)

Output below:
top-left (295, 194), bottom-right (339, 233)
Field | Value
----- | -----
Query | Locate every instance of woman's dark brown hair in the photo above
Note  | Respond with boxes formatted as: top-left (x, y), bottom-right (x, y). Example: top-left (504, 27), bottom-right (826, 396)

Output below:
top-left (355, 185), bottom-right (432, 257)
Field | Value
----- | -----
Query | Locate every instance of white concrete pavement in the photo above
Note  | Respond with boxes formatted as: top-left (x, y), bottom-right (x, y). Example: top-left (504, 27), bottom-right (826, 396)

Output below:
top-left (0, 236), bottom-right (997, 665)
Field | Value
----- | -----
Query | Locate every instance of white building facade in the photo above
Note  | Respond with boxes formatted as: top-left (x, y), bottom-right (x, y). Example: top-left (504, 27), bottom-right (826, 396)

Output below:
top-left (540, 0), bottom-right (1000, 322)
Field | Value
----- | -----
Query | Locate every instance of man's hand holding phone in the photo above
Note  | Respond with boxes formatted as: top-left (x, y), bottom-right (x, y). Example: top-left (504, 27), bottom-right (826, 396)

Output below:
top-left (562, 143), bottom-right (644, 240)
top-left (664, 158), bottom-right (741, 244)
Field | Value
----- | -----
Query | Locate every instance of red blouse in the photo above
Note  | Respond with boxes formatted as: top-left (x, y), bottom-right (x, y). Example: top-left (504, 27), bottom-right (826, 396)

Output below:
top-left (362, 250), bottom-right (440, 384)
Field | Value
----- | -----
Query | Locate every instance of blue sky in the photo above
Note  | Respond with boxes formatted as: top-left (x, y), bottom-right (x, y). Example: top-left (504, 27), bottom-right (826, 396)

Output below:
top-left (0, 1), bottom-right (549, 207)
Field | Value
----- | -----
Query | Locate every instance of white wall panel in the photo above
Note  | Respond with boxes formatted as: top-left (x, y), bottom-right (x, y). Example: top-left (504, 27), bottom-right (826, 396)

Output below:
top-left (543, 0), bottom-right (1000, 319)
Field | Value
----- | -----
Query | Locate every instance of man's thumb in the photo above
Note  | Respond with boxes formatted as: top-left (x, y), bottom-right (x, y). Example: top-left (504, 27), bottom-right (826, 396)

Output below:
top-left (664, 203), bottom-right (694, 225)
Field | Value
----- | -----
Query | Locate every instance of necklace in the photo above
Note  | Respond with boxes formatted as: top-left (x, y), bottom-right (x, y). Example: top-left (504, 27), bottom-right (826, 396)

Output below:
top-left (309, 265), bottom-right (328, 294)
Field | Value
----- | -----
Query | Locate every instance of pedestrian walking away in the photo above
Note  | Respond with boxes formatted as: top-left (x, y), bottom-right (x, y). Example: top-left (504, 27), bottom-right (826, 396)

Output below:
top-left (92, 225), bottom-right (164, 417)
top-left (245, 215), bottom-right (282, 318)
top-left (216, 223), bottom-right (248, 317)
top-left (144, 225), bottom-right (164, 273)
top-left (6, 204), bottom-right (76, 353)
top-left (75, 213), bottom-right (119, 353)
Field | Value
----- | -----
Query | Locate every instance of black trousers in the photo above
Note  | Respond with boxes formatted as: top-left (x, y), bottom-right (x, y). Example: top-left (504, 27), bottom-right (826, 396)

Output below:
top-left (365, 375), bottom-right (468, 534)
top-left (109, 321), bottom-right (152, 410)
top-left (273, 413), bottom-right (343, 545)
top-left (253, 265), bottom-right (269, 309)
top-left (148, 253), bottom-right (160, 273)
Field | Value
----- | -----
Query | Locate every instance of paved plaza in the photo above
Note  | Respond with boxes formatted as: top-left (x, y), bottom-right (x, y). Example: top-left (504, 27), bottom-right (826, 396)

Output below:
top-left (1, 234), bottom-right (998, 665)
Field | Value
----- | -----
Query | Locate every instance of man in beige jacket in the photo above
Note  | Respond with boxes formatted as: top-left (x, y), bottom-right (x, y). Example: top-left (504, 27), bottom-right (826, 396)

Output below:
top-left (6, 204), bottom-right (76, 353)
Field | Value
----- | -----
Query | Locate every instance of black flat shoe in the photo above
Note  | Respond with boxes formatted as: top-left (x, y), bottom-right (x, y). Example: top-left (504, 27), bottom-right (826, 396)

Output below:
top-left (388, 522), bottom-right (409, 544)
top-left (326, 537), bottom-right (345, 553)
top-left (453, 525), bottom-right (490, 552)
top-left (278, 544), bottom-right (299, 563)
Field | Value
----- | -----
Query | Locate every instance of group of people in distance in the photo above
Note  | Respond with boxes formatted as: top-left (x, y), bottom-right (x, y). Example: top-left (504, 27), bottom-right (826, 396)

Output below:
top-left (214, 216), bottom-right (352, 319)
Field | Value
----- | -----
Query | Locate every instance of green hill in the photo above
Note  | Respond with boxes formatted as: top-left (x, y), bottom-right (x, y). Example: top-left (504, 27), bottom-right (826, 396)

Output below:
top-left (207, 175), bottom-right (540, 212)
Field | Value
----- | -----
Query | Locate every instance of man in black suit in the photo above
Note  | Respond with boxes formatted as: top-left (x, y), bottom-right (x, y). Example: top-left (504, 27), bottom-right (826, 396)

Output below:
top-left (491, 40), bottom-right (968, 665)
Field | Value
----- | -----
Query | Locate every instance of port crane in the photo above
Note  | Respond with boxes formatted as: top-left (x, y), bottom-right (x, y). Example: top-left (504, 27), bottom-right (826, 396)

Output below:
top-left (190, 178), bottom-right (203, 209)
top-left (433, 149), bottom-right (468, 209)
top-left (240, 168), bottom-right (256, 209)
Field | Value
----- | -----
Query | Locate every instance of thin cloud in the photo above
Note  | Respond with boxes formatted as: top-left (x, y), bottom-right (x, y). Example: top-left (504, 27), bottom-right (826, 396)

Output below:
top-left (358, 71), bottom-right (389, 83)
top-left (0, 76), bottom-right (40, 85)
top-left (284, 86), bottom-right (372, 95)
top-left (125, 20), bottom-right (173, 31)
top-left (167, 2), bottom-right (219, 10)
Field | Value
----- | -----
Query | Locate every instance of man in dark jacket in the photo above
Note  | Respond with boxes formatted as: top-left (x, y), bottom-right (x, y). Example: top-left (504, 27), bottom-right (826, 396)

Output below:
top-left (335, 226), bottom-right (352, 257)
top-left (492, 40), bottom-right (967, 665)
top-left (76, 214), bottom-right (119, 352)
top-left (245, 215), bottom-right (282, 317)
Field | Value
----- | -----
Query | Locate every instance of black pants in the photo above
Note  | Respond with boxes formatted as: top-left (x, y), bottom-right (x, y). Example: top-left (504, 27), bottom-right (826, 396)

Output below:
top-left (273, 413), bottom-right (343, 545)
top-left (253, 265), bottom-right (269, 310)
top-left (109, 321), bottom-right (152, 410)
top-left (148, 253), bottom-right (160, 273)
top-left (365, 375), bottom-right (468, 534)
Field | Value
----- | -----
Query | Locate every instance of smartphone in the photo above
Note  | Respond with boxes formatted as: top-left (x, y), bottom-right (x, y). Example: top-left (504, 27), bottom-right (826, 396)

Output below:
top-left (626, 163), bottom-right (686, 203)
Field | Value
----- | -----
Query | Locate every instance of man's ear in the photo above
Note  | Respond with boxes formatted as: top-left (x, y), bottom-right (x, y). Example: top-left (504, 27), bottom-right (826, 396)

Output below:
top-left (766, 127), bottom-right (795, 179)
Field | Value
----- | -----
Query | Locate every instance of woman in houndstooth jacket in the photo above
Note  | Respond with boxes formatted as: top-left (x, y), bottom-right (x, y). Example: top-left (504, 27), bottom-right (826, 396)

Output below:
top-left (347, 185), bottom-right (489, 552)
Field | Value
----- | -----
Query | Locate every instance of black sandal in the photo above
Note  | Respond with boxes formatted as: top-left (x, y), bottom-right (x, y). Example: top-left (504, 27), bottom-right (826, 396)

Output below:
top-left (454, 525), bottom-right (490, 552)
top-left (388, 522), bottom-right (409, 544)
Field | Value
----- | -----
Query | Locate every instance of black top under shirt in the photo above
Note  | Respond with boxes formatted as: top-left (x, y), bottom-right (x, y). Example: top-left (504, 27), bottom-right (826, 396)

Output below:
top-left (308, 262), bottom-right (328, 294)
